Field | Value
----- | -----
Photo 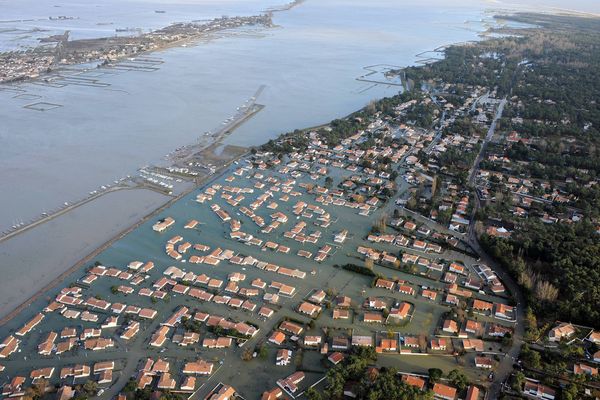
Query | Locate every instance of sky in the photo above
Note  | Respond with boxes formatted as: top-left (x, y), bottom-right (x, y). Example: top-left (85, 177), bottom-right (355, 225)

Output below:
top-left (493, 0), bottom-right (600, 14)
top-left (396, 0), bottom-right (600, 15)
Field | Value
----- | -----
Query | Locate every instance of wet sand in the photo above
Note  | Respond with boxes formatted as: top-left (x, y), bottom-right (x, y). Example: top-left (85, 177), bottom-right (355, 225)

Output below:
top-left (0, 188), bottom-right (169, 320)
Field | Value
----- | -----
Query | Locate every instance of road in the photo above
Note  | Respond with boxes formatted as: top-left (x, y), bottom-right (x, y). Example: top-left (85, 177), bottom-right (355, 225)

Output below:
top-left (461, 94), bottom-right (524, 398)
top-left (0, 184), bottom-right (133, 243)
top-left (467, 97), bottom-right (507, 186)
top-left (423, 93), bottom-right (447, 155)
top-left (467, 236), bottom-right (525, 398)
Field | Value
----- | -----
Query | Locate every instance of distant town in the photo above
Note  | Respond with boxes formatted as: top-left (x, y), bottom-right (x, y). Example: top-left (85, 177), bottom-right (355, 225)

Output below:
top-left (0, 14), bottom-right (272, 84)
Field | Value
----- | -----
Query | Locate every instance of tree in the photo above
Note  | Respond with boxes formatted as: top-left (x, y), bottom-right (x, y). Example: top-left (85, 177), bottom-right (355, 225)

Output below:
top-left (521, 345), bottom-right (541, 369)
top-left (258, 344), bottom-right (268, 360)
top-left (82, 380), bottom-right (98, 396)
top-left (372, 217), bottom-right (387, 234)
top-left (159, 393), bottom-right (185, 400)
top-left (305, 387), bottom-right (323, 400)
top-left (324, 368), bottom-right (345, 399)
top-left (24, 379), bottom-right (48, 399)
top-left (501, 332), bottom-right (513, 347)
top-left (512, 371), bottom-right (525, 392)
top-left (562, 383), bottom-right (579, 400)
top-left (124, 378), bottom-right (138, 393)
top-left (241, 348), bottom-right (253, 361)
top-left (447, 369), bottom-right (469, 391)
top-left (428, 368), bottom-right (443, 383)
top-left (325, 176), bottom-right (333, 188)
top-left (534, 280), bottom-right (559, 302)
top-left (524, 307), bottom-right (539, 341)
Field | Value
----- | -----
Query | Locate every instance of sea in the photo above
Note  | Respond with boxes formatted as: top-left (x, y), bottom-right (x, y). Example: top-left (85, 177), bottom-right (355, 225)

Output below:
top-left (0, 0), bottom-right (507, 232)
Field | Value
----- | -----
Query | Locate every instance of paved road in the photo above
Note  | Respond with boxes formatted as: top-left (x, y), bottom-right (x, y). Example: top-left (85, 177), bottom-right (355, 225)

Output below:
top-left (462, 95), bottom-right (524, 398)
top-left (467, 237), bottom-right (525, 399)
top-left (467, 97), bottom-right (507, 186)
top-left (423, 93), bottom-right (446, 155)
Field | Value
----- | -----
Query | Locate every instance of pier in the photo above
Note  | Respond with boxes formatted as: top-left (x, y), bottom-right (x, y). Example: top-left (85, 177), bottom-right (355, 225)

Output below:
top-left (170, 84), bottom-right (266, 165)
top-left (0, 84), bottom-right (266, 242)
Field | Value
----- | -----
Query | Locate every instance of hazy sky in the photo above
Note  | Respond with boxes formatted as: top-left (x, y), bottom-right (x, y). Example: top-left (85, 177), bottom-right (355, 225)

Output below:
top-left (396, 0), bottom-right (600, 14)
top-left (493, 0), bottom-right (600, 14)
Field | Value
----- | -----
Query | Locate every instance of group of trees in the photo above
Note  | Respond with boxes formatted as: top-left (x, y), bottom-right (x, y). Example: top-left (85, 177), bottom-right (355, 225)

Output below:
top-left (403, 102), bottom-right (437, 128)
top-left (505, 140), bottom-right (600, 182)
top-left (321, 347), bottom-right (432, 400)
top-left (122, 379), bottom-right (185, 400)
top-left (414, 13), bottom-right (600, 333)
top-left (481, 220), bottom-right (600, 329)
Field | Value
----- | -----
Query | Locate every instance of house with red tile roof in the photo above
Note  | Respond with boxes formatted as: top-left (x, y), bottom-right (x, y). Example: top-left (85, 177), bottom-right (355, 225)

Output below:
top-left (269, 331), bottom-right (286, 346)
top-left (328, 352), bottom-right (345, 365)
top-left (548, 322), bottom-right (576, 342)
top-left (402, 374), bottom-right (425, 390)
top-left (432, 382), bottom-right (457, 400)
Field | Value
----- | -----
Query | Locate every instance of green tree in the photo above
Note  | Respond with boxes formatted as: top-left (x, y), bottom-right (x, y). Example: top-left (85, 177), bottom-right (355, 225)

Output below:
top-left (511, 371), bottom-right (525, 392)
top-left (305, 386), bottom-right (323, 400)
top-left (259, 344), bottom-right (268, 360)
top-left (521, 345), bottom-right (541, 369)
top-left (562, 383), bottom-right (579, 400)
top-left (428, 368), bottom-right (443, 383)
top-left (447, 369), bottom-right (469, 391)
top-left (325, 177), bottom-right (333, 188)
top-left (82, 380), bottom-right (98, 396)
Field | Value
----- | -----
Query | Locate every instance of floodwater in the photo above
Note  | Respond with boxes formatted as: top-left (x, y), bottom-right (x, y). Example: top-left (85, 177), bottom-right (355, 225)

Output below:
top-left (0, 0), bottom-right (496, 232)
top-left (0, 0), bottom-right (591, 318)
top-left (0, 188), bottom-right (169, 319)
top-left (0, 158), bottom-right (513, 397)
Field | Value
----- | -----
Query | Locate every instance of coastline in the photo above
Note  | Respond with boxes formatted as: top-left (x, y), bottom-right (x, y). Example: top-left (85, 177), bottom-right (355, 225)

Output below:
top-left (0, 149), bottom-right (247, 327)
top-left (0, 0), bottom-right (306, 86)
top-left (1, 5), bottom-right (599, 398)
top-left (0, 3), bottom-right (505, 327)
top-left (0, 34), bottom-right (485, 326)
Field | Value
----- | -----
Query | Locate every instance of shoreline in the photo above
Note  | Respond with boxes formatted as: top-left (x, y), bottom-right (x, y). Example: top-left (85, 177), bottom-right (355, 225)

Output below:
top-left (0, 6), bottom-right (509, 327)
top-left (0, 14), bottom-right (274, 85)
top-left (0, 0), bottom-right (306, 86)
top-left (0, 151), bottom-right (247, 327)
top-left (0, 33), bottom-right (486, 325)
